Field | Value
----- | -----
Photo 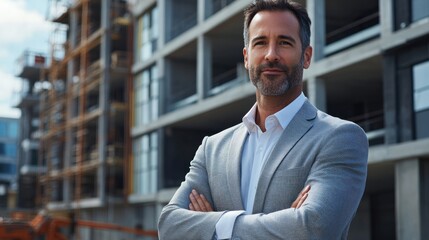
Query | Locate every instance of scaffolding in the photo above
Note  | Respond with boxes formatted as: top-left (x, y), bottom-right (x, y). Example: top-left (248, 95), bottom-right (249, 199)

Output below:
top-left (38, 0), bottom-right (133, 238)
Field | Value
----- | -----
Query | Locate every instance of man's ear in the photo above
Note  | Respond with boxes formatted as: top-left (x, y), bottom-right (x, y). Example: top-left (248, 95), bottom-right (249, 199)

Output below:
top-left (243, 47), bottom-right (248, 69)
top-left (303, 46), bottom-right (312, 69)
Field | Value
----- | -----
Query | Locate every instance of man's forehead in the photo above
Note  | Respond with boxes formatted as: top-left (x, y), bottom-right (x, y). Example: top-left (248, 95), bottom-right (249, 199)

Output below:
top-left (248, 10), bottom-right (300, 36)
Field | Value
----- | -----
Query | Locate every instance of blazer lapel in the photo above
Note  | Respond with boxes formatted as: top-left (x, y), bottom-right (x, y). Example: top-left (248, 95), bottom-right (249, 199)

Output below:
top-left (226, 124), bottom-right (248, 210)
top-left (252, 101), bottom-right (317, 213)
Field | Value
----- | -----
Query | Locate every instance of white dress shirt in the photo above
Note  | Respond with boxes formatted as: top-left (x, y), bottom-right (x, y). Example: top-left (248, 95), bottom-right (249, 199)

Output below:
top-left (215, 93), bottom-right (307, 239)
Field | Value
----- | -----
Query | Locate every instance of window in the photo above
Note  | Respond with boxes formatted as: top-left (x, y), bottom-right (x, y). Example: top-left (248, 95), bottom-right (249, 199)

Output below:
top-left (133, 132), bottom-right (158, 195)
top-left (0, 123), bottom-right (6, 138)
top-left (412, 0), bottom-right (429, 22)
top-left (0, 143), bottom-right (17, 158)
top-left (134, 65), bottom-right (159, 126)
top-left (135, 6), bottom-right (158, 63)
top-left (413, 61), bottom-right (429, 139)
top-left (0, 120), bottom-right (18, 138)
top-left (396, 0), bottom-right (429, 29)
top-left (7, 121), bottom-right (18, 138)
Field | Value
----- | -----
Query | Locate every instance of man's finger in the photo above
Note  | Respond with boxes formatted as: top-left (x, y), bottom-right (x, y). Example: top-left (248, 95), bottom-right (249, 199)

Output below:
top-left (190, 190), bottom-right (202, 211)
top-left (296, 192), bottom-right (308, 208)
top-left (200, 194), bottom-right (213, 211)
top-left (291, 185), bottom-right (310, 208)
top-left (189, 189), bottom-right (214, 212)
top-left (193, 190), bottom-right (208, 211)
top-left (189, 203), bottom-right (195, 211)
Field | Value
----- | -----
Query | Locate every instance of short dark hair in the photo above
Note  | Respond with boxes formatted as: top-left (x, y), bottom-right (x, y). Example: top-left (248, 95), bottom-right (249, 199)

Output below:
top-left (243, 0), bottom-right (311, 51)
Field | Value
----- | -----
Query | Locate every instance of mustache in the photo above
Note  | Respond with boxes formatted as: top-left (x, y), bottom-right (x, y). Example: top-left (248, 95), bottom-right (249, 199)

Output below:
top-left (256, 62), bottom-right (289, 73)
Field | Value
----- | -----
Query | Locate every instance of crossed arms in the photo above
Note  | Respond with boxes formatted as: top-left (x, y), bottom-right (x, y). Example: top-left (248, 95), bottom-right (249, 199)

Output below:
top-left (158, 123), bottom-right (368, 239)
top-left (189, 185), bottom-right (310, 212)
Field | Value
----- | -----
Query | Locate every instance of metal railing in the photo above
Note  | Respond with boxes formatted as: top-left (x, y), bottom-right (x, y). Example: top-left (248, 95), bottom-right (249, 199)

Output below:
top-left (167, 84), bottom-right (197, 111)
top-left (324, 12), bottom-right (380, 55)
top-left (15, 51), bottom-right (47, 75)
top-left (348, 109), bottom-right (385, 144)
top-left (209, 65), bottom-right (248, 96)
top-left (168, 13), bottom-right (197, 41)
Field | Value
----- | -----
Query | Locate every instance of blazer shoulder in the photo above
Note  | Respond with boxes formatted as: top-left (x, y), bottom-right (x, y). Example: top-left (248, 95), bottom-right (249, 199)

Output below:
top-left (207, 123), bottom-right (244, 140)
top-left (316, 110), bottom-right (367, 136)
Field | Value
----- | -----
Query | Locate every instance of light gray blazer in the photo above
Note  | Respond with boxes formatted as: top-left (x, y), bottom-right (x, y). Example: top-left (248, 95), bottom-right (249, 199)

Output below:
top-left (158, 101), bottom-right (368, 240)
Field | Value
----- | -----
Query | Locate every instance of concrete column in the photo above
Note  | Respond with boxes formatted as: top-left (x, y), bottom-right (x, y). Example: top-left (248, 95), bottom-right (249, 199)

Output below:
top-left (198, 0), bottom-right (206, 23)
top-left (306, 0), bottom-right (325, 61)
top-left (307, 77), bottom-right (327, 112)
top-left (157, 0), bottom-right (167, 113)
top-left (422, 160), bottom-right (429, 238)
top-left (379, 0), bottom-right (394, 37)
top-left (197, 35), bottom-right (212, 101)
top-left (395, 158), bottom-right (422, 240)
top-left (63, 8), bottom-right (78, 206)
top-left (98, 0), bottom-right (112, 204)
top-left (158, 0), bottom-right (166, 46)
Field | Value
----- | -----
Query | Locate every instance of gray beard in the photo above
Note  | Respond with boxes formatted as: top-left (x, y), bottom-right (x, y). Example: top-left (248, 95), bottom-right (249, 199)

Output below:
top-left (249, 60), bottom-right (303, 96)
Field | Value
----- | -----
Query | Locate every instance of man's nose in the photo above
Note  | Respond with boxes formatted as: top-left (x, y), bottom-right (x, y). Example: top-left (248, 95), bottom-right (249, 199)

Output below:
top-left (265, 44), bottom-right (279, 62)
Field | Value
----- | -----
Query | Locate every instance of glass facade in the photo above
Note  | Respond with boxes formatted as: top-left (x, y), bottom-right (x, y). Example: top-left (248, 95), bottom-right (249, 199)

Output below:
top-left (0, 118), bottom-right (18, 177)
top-left (413, 60), bottom-right (429, 139)
top-left (412, 0), bottom-right (429, 22)
top-left (0, 120), bottom-right (18, 138)
top-left (133, 65), bottom-right (159, 126)
top-left (133, 132), bottom-right (158, 195)
top-left (0, 143), bottom-right (17, 158)
top-left (135, 6), bottom-right (158, 63)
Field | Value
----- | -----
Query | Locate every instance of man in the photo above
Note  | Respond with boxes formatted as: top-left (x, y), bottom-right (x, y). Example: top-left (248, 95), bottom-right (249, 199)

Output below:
top-left (158, 0), bottom-right (368, 239)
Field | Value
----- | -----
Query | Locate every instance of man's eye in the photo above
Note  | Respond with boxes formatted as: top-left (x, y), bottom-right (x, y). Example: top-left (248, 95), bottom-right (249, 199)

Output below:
top-left (280, 41), bottom-right (291, 46)
top-left (254, 41), bottom-right (265, 46)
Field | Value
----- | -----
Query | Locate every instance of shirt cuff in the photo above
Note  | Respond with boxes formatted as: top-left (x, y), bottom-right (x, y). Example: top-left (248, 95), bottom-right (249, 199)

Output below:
top-left (215, 210), bottom-right (245, 239)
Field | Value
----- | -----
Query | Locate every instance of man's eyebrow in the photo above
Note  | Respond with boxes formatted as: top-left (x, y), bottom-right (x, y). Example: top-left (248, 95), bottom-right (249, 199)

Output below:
top-left (250, 36), bottom-right (267, 44)
top-left (250, 35), bottom-right (297, 44)
top-left (279, 35), bottom-right (296, 44)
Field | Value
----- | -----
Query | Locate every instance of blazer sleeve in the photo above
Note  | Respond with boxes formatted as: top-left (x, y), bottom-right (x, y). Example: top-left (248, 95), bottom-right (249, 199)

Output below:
top-left (231, 122), bottom-right (368, 240)
top-left (157, 136), bottom-right (225, 240)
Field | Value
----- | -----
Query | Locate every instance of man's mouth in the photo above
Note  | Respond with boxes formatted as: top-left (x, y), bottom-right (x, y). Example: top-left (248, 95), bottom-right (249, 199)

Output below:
top-left (261, 68), bottom-right (284, 75)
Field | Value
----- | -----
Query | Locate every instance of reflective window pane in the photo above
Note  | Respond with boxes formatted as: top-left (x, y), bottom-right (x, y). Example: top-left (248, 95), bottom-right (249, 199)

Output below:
top-left (412, 0), bottom-right (429, 22)
top-left (413, 61), bottom-right (429, 112)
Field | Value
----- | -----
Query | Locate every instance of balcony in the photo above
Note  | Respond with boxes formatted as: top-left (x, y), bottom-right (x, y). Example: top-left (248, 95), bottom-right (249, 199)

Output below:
top-left (350, 110), bottom-right (385, 145)
top-left (209, 64), bottom-right (247, 96)
top-left (322, 56), bottom-right (384, 146)
top-left (166, 0), bottom-right (197, 42)
top-left (15, 51), bottom-right (47, 80)
top-left (324, 0), bottom-right (379, 55)
top-left (206, 13), bottom-right (245, 96)
top-left (166, 41), bottom-right (197, 111)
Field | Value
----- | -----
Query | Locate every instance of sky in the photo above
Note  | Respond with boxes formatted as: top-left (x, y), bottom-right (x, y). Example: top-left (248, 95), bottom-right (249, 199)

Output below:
top-left (0, 0), bottom-right (51, 118)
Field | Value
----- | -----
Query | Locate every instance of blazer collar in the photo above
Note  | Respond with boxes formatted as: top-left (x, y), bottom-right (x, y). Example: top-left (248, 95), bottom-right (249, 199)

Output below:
top-left (252, 100), bottom-right (317, 212)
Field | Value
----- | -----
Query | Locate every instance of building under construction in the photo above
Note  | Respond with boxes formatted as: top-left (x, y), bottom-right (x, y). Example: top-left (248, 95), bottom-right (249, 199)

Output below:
top-left (11, 0), bottom-right (429, 239)
top-left (130, 0), bottom-right (429, 239)
top-left (35, 0), bottom-right (157, 239)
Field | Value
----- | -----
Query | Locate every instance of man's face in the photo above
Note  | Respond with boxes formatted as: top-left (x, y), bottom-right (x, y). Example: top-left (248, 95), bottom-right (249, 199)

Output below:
top-left (243, 10), bottom-right (312, 96)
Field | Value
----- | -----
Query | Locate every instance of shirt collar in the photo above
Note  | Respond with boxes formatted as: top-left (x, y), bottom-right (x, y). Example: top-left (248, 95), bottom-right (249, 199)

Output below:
top-left (242, 103), bottom-right (258, 133)
top-left (275, 92), bottom-right (307, 129)
top-left (242, 93), bottom-right (307, 133)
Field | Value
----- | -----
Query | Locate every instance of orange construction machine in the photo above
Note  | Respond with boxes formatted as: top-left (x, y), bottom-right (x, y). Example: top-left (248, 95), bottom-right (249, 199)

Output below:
top-left (0, 213), bottom-right (158, 240)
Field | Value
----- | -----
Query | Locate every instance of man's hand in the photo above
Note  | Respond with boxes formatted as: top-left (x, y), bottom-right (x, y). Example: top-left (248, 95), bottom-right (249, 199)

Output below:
top-left (291, 185), bottom-right (310, 208)
top-left (189, 189), bottom-right (213, 212)
top-left (189, 185), bottom-right (311, 212)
